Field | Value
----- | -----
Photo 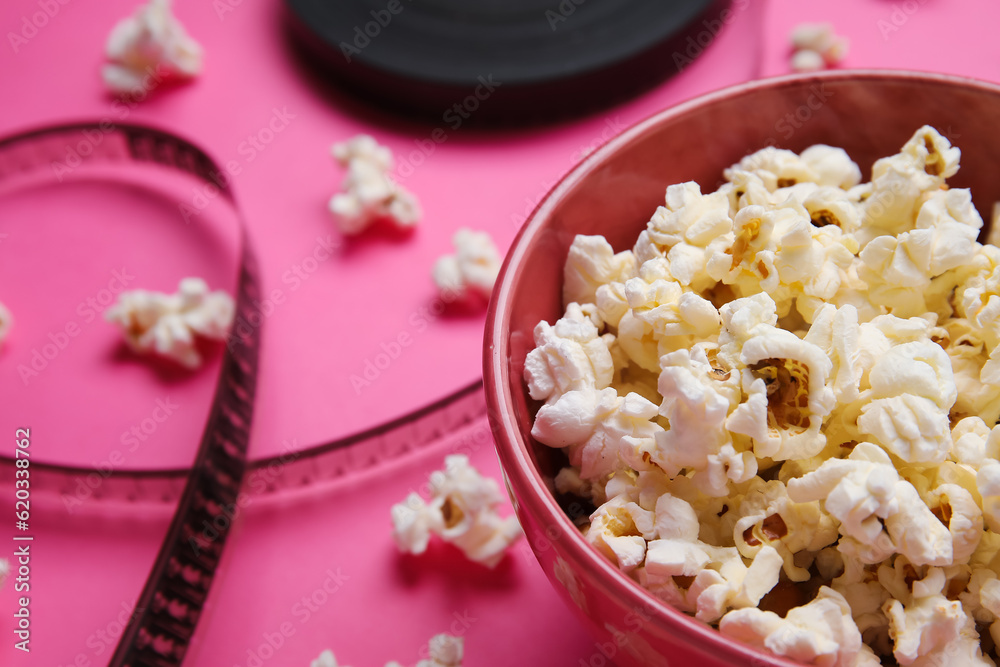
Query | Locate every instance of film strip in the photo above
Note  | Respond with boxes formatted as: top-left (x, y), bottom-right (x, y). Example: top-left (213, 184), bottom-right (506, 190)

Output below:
top-left (0, 122), bottom-right (491, 664)
top-left (0, 122), bottom-right (262, 666)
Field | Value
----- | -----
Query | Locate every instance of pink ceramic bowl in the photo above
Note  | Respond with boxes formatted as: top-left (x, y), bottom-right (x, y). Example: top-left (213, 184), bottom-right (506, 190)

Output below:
top-left (484, 70), bottom-right (1000, 667)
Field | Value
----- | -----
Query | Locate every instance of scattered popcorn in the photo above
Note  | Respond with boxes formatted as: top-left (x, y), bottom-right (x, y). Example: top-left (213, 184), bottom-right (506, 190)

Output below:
top-left (416, 634), bottom-right (463, 667)
top-left (103, 0), bottom-right (202, 94)
top-left (104, 278), bottom-right (234, 368)
top-left (329, 135), bottom-right (421, 235)
top-left (789, 22), bottom-right (849, 71)
top-left (525, 126), bottom-right (1000, 664)
top-left (390, 455), bottom-right (521, 568)
top-left (790, 48), bottom-right (826, 73)
top-left (309, 650), bottom-right (344, 667)
top-left (432, 229), bottom-right (501, 302)
top-left (311, 635), bottom-right (462, 667)
top-left (0, 301), bottom-right (11, 350)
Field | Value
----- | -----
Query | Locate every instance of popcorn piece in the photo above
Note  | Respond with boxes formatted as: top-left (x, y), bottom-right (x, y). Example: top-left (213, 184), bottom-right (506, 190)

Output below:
top-left (416, 634), bottom-right (463, 667)
top-left (787, 443), bottom-right (953, 566)
top-left (856, 341), bottom-right (957, 464)
top-left (0, 558), bottom-right (8, 589)
top-left (563, 235), bottom-right (638, 307)
top-left (329, 135), bottom-right (421, 235)
top-left (640, 182), bottom-right (734, 292)
top-left (390, 492), bottom-right (438, 555)
top-left (587, 495), bottom-right (654, 572)
top-left (883, 567), bottom-right (989, 665)
top-left (731, 478), bottom-right (839, 582)
top-left (790, 48), bottom-right (825, 73)
top-left (0, 301), bottom-right (11, 350)
top-left (103, 0), bottom-right (202, 94)
top-left (533, 387), bottom-right (664, 479)
top-left (720, 586), bottom-right (866, 666)
top-left (432, 228), bottom-right (501, 302)
top-left (655, 346), bottom-right (754, 497)
top-left (523, 303), bottom-right (614, 403)
top-left (790, 22), bottom-right (850, 65)
top-left (724, 297), bottom-right (837, 461)
top-left (390, 455), bottom-right (521, 568)
top-left (309, 650), bottom-right (344, 667)
top-left (104, 277), bottom-right (234, 368)
top-left (858, 126), bottom-right (960, 245)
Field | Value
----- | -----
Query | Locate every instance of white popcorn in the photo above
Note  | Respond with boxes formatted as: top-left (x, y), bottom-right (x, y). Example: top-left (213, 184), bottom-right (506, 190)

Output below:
top-left (790, 22), bottom-right (849, 62)
top-left (389, 455), bottom-right (521, 568)
top-left (788, 443), bottom-right (953, 566)
top-left (790, 48), bottom-right (825, 73)
top-left (432, 229), bottom-right (501, 302)
top-left (883, 568), bottom-right (989, 665)
top-left (800, 146), bottom-right (862, 190)
top-left (329, 135), bottom-right (421, 235)
top-left (720, 587), bottom-right (866, 666)
top-left (641, 182), bottom-right (734, 292)
top-left (523, 303), bottom-right (614, 404)
top-left (103, 0), bottom-right (202, 94)
top-left (390, 492), bottom-right (439, 555)
top-left (563, 235), bottom-right (638, 307)
top-left (656, 346), bottom-right (754, 496)
top-left (309, 650), bottom-right (344, 667)
top-left (533, 387), bottom-right (664, 479)
top-left (104, 277), bottom-right (234, 368)
top-left (587, 495), bottom-right (654, 572)
top-left (856, 341), bottom-right (957, 463)
top-left (415, 634), bottom-right (463, 667)
top-left (0, 301), bottom-right (11, 350)
top-left (0, 558), bottom-right (8, 589)
top-left (524, 126), bottom-right (1000, 663)
top-left (731, 478), bottom-right (838, 582)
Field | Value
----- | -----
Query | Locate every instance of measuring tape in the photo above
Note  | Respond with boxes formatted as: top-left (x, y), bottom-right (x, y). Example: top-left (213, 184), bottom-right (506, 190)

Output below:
top-left (0, 122), bottom-right (489, 664)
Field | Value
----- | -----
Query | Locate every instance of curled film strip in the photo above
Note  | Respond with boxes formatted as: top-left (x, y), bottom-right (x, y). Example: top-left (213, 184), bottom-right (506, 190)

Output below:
top-left (0, 122), bottom-right (261, 667)
top-left (0, 122), bottom-right (490, 664)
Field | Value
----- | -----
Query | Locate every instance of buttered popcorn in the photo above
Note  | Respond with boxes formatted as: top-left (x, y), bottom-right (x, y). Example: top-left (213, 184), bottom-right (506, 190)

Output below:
top-left (526, 126), bottom-right (1000, 665)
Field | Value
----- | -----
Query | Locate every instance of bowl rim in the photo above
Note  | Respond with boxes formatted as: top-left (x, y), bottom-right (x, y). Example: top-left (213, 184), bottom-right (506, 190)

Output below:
top-left (484, 68), bottom-right (1000, 665)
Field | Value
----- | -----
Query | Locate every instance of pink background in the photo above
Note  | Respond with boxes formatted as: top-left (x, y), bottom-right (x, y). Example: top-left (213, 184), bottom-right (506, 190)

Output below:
top-left (1, 0), bottom-right (999, 665)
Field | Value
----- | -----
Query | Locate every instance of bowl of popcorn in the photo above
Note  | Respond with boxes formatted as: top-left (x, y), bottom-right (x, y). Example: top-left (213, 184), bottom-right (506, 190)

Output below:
top-left (484, 70), bottom-right (1000, 667)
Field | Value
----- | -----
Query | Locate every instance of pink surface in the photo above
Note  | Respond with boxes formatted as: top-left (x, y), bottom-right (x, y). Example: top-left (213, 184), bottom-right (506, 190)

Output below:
top-left (1, 0), bottom-right (999, 665)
